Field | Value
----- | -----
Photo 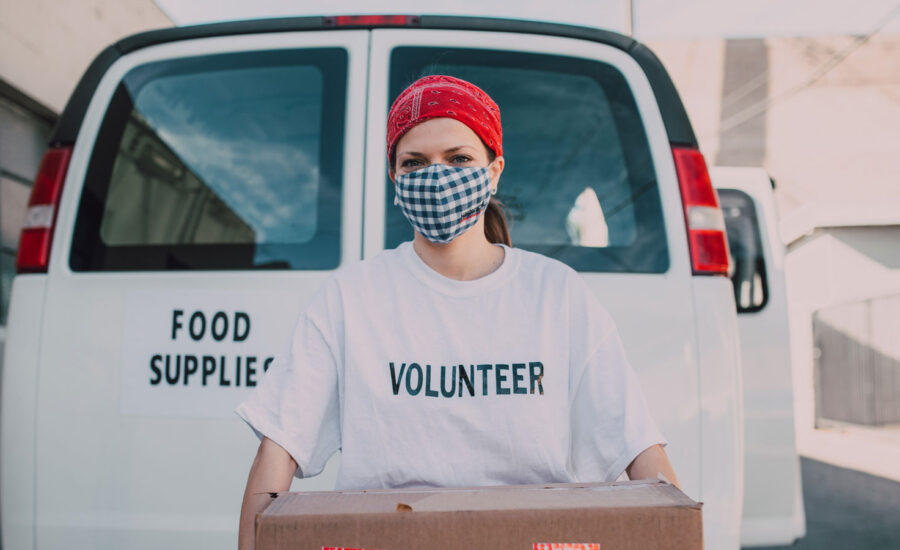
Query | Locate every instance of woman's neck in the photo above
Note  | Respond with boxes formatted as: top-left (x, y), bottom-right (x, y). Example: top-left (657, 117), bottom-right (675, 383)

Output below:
top-left (412, 222), bottom-right (505, 281)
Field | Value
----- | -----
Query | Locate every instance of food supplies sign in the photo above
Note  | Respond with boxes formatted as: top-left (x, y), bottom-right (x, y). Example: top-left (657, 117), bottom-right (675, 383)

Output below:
top-left (121, 290), bottom-right (300, 418)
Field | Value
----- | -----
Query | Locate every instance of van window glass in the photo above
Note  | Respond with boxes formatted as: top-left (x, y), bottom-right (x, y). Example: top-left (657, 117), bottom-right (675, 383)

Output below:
top-left (385, 47), bottom-right (668, 273)
top-left (70, 48), bottom-right (347, 271)
top-left (719, 189), bottom-right (769, 312)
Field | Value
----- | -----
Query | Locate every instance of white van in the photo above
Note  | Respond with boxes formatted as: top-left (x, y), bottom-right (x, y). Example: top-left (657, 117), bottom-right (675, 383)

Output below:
top-left (712, 167), bottom-right (807, 547)
top-left (1, 15), bottom-right (798, 549)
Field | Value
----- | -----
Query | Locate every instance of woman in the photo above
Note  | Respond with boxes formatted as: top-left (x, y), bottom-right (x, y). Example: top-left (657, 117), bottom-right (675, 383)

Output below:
top-left (236, 75), bottom-right (679, 549)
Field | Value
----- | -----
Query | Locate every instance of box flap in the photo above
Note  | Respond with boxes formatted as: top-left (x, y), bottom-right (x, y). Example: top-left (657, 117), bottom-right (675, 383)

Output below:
top-left (261, 480), bottom-right (700, 517)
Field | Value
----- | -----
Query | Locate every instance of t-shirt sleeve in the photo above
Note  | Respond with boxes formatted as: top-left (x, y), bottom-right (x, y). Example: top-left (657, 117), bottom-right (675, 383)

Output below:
top-left (234, 280), bottom-right (342, 479)
top-left (567, 272), bottom-right (667, 482)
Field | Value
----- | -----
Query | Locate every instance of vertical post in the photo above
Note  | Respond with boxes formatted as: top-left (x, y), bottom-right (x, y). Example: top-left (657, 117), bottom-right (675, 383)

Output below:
top-left (625, 0), bottom-right (635, 37)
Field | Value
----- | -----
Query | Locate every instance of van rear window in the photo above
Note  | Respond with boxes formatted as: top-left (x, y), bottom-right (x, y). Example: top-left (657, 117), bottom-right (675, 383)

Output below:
top-left (719, 189), bottom-right (769, 312)
top-left (385, 47), bottom-right (668, 273)
top-left (70, 48), bottom-right (347, 271)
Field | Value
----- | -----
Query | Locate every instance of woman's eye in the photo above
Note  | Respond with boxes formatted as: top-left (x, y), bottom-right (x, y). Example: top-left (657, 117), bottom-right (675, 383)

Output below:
top-left (401, 159), bottom-right (422, 168)
top-left (451, 155), bottom-right (472, 163)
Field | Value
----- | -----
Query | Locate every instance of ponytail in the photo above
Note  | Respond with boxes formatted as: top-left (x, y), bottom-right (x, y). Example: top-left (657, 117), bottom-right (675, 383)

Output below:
top-left (479, 143), bottom-right (511, 246)
top-left (484, 197), bottom-right (511, 246)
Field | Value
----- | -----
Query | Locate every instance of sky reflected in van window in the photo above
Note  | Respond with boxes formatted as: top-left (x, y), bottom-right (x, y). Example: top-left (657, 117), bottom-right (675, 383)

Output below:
top-left (72, 48), bottom-right (346, 271)
top-left (134, 66), bottom-right (322, 244)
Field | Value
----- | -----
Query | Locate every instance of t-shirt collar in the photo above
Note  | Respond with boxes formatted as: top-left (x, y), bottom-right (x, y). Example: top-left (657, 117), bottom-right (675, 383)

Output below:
top-left (400, 240), bottom-right (520, 297)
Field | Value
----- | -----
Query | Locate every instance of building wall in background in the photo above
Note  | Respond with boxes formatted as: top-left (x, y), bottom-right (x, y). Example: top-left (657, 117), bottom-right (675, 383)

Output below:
top-left (716, 38), bottom-right (769, 167)
top-left (813, 294), bottom-right (900, 426)
top-left (786, 226), bottom-right (900, 436)
top-left (0, 0), bottom-right (173, 112)
top-left (648, 34), bottom-right (900, 219)
top-left (766, 34), bottom-right (900, 215)
top-left (645, 38), bottom-right (726, 158)
top-left (0, 95), bottom-right (53, 326)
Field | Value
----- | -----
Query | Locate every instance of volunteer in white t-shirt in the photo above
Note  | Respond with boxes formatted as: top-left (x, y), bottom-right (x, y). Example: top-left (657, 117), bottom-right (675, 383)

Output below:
top-left (237, 75), bottom-right (680, 549)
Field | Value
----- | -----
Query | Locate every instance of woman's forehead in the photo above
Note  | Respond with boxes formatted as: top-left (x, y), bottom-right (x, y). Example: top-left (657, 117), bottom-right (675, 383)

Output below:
top-left (396, 117), bottom-right (483, 155)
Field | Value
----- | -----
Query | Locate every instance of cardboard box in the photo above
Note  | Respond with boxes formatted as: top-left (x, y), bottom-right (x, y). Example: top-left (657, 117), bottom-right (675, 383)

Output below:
top-left (255, 479), bottom-right (703, 550)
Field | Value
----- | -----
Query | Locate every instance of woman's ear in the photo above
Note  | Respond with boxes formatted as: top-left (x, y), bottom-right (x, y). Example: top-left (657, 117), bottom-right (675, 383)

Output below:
top-left (388, 168), bottom-right (396, 183)
top-left (489, 156), bottom-right (505, 192)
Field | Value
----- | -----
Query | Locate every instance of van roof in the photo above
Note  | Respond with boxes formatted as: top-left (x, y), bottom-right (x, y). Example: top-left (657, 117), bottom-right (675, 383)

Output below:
top-left (50, 15), bottom-right (697, 149)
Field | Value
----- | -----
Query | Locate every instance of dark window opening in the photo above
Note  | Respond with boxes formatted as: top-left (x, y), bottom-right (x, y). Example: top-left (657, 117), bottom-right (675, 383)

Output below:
top-left (719, 188), bottom-right (769, 312)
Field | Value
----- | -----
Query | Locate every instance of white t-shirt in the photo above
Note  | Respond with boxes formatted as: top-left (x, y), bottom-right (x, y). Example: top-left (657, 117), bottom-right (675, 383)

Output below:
top-left (235, 241), bottom-right (666, 490)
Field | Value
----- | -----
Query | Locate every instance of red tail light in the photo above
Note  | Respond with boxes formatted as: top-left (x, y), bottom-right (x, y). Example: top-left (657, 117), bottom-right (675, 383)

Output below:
top-left (330, 15), bottom-right (419, 26)
top-left (672, 147), bottom-right (730, 276)
top-left (15, 147), bottom-right (72, 274)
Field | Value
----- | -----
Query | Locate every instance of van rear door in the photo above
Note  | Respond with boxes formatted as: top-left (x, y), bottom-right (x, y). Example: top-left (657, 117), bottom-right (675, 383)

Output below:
top-left (364, 24), bottom-right (710, 530)
top-left (33, 31), bottom-right (367, 549)
top-left (712, 166), bottom-right (806, 547)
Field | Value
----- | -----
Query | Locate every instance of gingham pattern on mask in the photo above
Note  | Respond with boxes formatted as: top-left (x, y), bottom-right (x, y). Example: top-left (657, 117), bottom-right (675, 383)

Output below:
top-left (394, 164), bottom-right (494, 244)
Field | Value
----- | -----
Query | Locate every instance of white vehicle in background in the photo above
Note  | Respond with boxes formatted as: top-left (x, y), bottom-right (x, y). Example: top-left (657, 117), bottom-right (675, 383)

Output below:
top-left (1, 14), bottom-right (799, 550)
top-left (712, 167), bottom-right (807, 547)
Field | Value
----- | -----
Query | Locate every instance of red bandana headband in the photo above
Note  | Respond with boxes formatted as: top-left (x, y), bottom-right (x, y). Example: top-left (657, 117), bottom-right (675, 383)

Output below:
top-left (386, 75), bottom-right (503, 165)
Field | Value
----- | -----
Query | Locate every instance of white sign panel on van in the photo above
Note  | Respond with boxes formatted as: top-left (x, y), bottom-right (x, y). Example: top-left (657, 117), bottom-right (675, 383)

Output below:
top-left (120, 290), bottom-right (300, 418)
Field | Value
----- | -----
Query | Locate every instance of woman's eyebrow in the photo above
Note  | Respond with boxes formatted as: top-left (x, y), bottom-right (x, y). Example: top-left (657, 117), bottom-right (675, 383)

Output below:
top-left (398, 145), bottom-right (477, 158)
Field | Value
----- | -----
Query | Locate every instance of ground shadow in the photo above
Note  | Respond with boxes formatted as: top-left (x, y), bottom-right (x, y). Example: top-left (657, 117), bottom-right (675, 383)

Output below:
top-left (746, 457), bottom-right (900, 549)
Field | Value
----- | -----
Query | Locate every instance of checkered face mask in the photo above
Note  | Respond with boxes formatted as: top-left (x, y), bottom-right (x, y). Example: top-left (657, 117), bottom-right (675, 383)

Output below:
top-left (394, 163), bottom-right (495, 244)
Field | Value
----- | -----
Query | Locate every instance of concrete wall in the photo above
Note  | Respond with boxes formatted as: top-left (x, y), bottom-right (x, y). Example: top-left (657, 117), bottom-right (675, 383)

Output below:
top-left (645, 38), bottom-right (726, 159)
top-left (813, 294), bottom-right (900, 426)
top-left (786, 226), bottom-right (900, 435)
top-left (0, 0), bottom-right (173, 113)
top-left (647, 34), bottom-right (900, 220)
top-left (767, 34), bottom-right (900, 216)
top-left (0, 95), bottom-right (52, 323)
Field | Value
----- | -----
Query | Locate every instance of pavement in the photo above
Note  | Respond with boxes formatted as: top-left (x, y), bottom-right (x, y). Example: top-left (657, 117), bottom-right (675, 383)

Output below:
top-left (744, 422), bottom-right (900, 550)
top-left (748, 456), bottom-right (900, 550)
